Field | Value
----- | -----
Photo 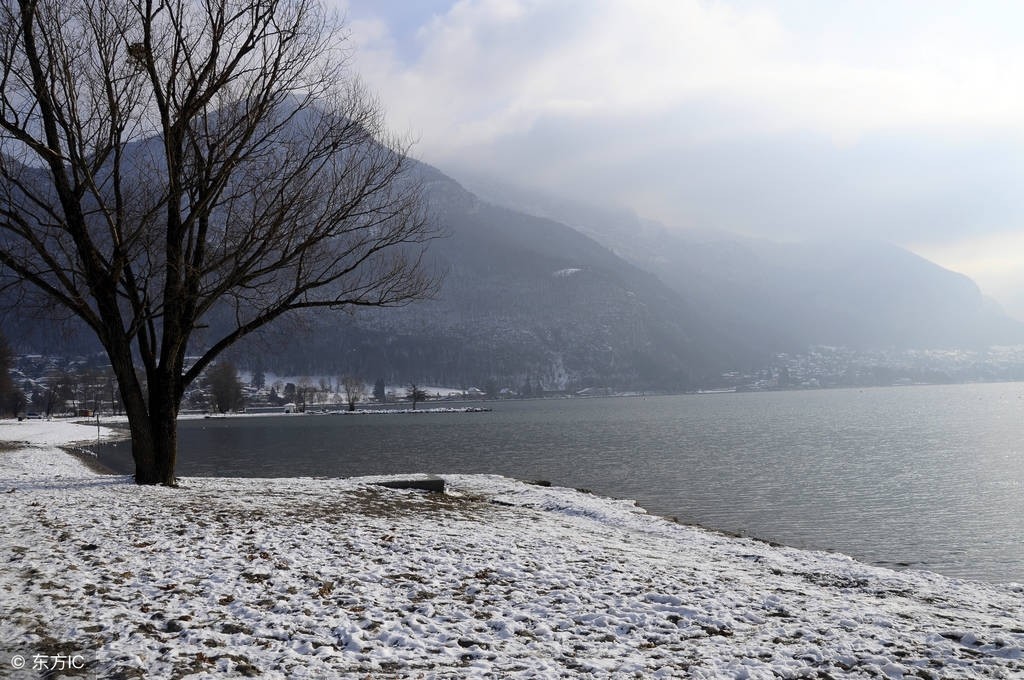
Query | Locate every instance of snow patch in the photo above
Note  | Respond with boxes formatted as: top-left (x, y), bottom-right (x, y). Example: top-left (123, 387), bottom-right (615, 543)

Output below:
top-left (0, 418), bottom-right (122, 447)
top-left (1, 425), bottom-right (1022, 678)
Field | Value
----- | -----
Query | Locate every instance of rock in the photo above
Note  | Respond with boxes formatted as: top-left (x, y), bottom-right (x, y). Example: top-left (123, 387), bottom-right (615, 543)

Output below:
top-left (236, 664), bottom-right (260, 678)
top-left (220, 623), bottom-right (251, 635)
top-left (373, 478), bottom-right (445, 493)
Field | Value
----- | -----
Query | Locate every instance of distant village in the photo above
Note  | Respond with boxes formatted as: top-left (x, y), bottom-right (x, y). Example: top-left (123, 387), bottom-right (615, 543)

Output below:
top-left (6, 344), bottom-right (1024, 418)
top-left (5, 354), bottom-right (469, 418)
top-left (4, 353), bottom-right (561, 418)
top-left (731, 345), bottom-right (1024, 391)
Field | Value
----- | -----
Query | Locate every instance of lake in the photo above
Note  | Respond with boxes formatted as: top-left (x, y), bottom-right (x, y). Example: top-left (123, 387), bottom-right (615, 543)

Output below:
top-left (96, 382), bottom-right (1024, 583)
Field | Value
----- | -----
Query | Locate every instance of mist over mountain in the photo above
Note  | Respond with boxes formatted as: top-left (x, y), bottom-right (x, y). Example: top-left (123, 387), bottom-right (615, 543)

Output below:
top-left (6, 149), bottom-right (1022, 393)
top-left (459, 173), bottom-right (1024, 355)
top-left (1, 117), bottom-right (749, 391)
top-left (231, 163), bottom-right (751, 390)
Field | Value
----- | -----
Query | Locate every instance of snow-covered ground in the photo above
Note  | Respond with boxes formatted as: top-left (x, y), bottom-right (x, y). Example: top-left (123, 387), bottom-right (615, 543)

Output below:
top-left (336, 407), bottom-right (492, 415)
top-left (0, 418), bottom-right (122, 448)
top-left (1, 421), bottom-right (1023, 679)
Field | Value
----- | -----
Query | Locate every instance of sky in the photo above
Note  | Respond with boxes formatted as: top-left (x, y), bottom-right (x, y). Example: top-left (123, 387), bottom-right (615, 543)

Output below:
top-left (337, 0), bottom-right (1024, 319)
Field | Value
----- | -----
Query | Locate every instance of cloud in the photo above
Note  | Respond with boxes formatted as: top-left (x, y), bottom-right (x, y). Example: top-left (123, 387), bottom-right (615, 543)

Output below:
top-left (342, 0), bottom-right (1024, 306)
top-left (351, 1), bottom-right (1024, 147)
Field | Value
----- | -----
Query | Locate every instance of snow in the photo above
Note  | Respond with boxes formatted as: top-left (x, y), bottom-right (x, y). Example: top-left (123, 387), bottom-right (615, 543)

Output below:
top-left (336, 407), bottom-right (491, 415)
top-left (2, 420), bottom-right (1023, 678)
top-left (0, 418), bottom-right (121, 447)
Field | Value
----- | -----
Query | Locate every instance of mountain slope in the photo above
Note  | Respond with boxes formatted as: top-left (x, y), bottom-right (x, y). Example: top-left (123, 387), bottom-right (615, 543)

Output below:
top-left (231, 164), bottom-right (753, 390)
top-left (12, 153), bottom-right (1015, 391)
top-left (459, 176), bottom-right (1024, 352)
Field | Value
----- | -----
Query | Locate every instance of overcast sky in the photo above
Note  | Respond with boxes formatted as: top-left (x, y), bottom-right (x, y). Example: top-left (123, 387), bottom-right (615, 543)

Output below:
top-left (339, 0), bottom-right (1024, 318)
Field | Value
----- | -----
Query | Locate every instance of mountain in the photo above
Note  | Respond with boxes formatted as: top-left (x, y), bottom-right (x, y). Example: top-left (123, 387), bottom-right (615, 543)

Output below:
top-left (232, 163), bottom-right (753, 390)
top-left (458, 175), bottom-right (1024, 353)
top-left (8, 150), bottom-right (1021, 392)
top-left (663, 236), bottom-right (1023, 351)
top-left (1, 117), bottom-right (755, 392)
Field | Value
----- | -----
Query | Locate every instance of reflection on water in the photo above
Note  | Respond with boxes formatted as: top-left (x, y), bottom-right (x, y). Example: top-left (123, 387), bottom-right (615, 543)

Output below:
top-left (96, 383), bottom-right (1024, 583)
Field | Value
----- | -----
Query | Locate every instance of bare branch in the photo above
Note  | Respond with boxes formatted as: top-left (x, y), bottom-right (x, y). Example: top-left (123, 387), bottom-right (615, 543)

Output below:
top-left (0, 0), bottom-right (440, 483)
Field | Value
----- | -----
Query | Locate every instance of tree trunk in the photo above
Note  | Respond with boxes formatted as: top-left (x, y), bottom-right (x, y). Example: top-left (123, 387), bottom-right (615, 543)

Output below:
top-left (129, 402), bottom-right (179, 486)
top-left (119, 387), bottom-right (178, 486)
top-left (113, 358), bottom-right (180, 486)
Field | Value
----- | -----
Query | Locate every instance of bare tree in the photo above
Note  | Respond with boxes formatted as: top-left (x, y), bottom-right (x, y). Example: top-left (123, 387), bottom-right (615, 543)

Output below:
top-left (405, 382), bottom-right (427, 410)
top-left (296, 378), bottom-right (313, 411)
top-left (0, 0), bottom-right (438, 484)
top-left (340, 375), bottom-right (363, 411)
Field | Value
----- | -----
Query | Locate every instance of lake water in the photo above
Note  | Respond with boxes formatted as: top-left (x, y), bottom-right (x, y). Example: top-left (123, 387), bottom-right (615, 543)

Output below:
top-left (95, 382), bottom-right (1024, 583)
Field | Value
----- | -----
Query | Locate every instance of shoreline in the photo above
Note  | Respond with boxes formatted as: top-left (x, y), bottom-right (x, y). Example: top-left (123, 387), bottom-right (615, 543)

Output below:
top-left (2, 419), bottom-right (1023, 678)
top-left (70, 417), bottom-right (1019, 585)
top-left (73, 424), bottom-right (799, 559)
top-left (60, 445), bottom-right (125, 476)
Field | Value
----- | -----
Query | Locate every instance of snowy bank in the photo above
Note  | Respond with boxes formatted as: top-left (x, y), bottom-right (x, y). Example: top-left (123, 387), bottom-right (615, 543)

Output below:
top-left (1, 422), bottom-right (1023, 679)
top-left (184, 407), bottom-right (492, 419)
top-left (0, 418), bottom-right (122, 448)
top-left (335, 407), bottom-right (492, 415)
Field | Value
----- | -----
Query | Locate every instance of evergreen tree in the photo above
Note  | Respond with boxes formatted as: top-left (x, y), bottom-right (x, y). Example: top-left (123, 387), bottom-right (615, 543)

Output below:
top-left (520, 379), bottom-right (533, 398)
top-left (484, 379), bottom-right (499, 399)
top-left (0, 333), bottom-right (23, 416)
top-left (373, 378), bottom-right (386, 403)
top-left (405, 383), bottom-right (428, 409)
top-left (206, 362), bottom-right (244, 414)
top-left (250, 367), bottom-right (266, 389)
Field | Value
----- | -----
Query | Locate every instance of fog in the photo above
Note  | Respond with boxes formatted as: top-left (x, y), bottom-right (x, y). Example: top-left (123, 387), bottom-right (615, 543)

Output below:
top-left (340, 0), bottom-right (1024, 318)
